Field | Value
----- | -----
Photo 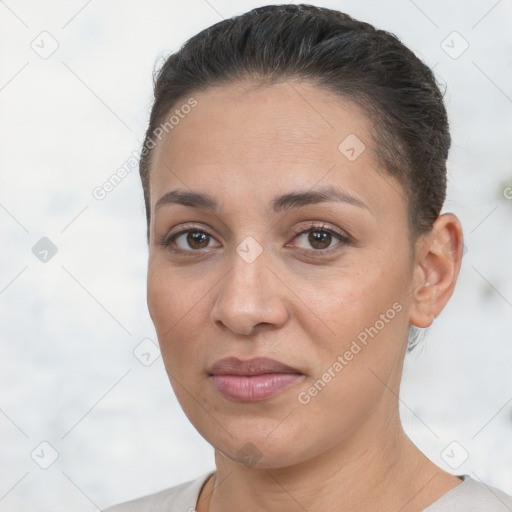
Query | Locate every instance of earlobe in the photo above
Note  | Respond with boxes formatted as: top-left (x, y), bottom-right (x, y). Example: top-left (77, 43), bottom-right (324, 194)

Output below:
top-left (408, 213), bottom-right (464, 329)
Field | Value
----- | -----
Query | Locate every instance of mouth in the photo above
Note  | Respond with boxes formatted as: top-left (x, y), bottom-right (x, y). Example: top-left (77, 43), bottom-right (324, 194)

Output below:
top-left (208, 356), bottom-right (305, 402)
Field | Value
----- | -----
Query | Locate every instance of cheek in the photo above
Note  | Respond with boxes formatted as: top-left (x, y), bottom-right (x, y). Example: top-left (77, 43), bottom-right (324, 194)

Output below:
top-left (292, 253), bottom-right (410, 395)
top-left (293, 277), bottom-right (408, 444)
top-left (293, 259), bottom-right (408, 340)
top-left (147, 260), bottom-right (207, 366)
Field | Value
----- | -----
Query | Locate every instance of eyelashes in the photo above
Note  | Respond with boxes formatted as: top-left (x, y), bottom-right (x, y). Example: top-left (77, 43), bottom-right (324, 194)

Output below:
top-left (159, 227), bottom-right (220, 252)
top-left (289, 223), bottom-right (351, 251)
top-left (157, 222), bottom-right (352, 256)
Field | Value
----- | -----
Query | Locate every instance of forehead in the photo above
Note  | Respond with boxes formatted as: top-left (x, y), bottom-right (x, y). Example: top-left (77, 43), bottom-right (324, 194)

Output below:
top-left (153, 80), bottom-right (373, 168)
top-left (150, 80), bottom-right (404, 216)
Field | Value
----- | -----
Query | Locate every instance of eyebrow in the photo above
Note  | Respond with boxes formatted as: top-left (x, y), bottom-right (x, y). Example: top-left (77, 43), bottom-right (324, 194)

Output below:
top-left (154, 184), bottom-right (369, 214)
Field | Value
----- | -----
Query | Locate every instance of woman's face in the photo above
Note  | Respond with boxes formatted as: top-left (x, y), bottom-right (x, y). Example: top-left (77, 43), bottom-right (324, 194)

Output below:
top-left (147, 81), bottom-right (417, 468)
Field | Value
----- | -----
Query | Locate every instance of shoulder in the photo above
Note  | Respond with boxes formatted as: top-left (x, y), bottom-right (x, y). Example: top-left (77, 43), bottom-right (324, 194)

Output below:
top-left (102, 471), bottom-right (215, 512)
top-left (423, 475), bottom-right (512, 511)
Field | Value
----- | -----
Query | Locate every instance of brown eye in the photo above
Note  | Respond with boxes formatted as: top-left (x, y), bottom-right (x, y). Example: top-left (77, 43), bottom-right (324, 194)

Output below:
top-left (290, 224), bottom-right (350, 253)
top-left (160, 228), bottom-right (221, 252)
top-left (186, 231), bottom-right (210, 249)
top-left (308, 230), bottom-right (332, 250)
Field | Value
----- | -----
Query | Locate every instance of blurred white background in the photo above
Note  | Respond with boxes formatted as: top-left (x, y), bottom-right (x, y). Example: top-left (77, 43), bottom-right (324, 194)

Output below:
top-left (1, 0), bottom-right (511, 510)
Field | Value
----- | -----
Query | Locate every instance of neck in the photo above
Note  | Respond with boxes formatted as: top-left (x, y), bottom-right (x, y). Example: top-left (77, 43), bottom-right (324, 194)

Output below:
top-left (198, 401), bottom-right (460, 512)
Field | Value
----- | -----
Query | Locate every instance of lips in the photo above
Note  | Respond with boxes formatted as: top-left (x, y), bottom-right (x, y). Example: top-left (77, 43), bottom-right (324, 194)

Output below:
top-left (208, 356), bottom-right (302, 376)
top-left (208, 357), bottom-right (304, 402)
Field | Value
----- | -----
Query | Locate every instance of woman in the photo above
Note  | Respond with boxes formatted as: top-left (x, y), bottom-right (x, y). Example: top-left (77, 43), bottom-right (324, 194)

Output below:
top-left (106, 4), bottom-right (512, 511)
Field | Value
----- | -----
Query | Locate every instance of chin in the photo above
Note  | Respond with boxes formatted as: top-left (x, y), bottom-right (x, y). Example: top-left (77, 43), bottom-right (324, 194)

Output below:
top-left (198, 421), bottom-right (315, 470)
top-left (216, 443), bottom-right (306, 470)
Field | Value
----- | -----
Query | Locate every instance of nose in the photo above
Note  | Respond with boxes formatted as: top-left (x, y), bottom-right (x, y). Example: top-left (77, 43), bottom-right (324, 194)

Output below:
top-left (211, 247), bottom-right (290, 336)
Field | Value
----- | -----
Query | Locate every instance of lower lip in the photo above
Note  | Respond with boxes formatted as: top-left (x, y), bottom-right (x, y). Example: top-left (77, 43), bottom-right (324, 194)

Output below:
top-left (211, 373), bottom-right (304, 402)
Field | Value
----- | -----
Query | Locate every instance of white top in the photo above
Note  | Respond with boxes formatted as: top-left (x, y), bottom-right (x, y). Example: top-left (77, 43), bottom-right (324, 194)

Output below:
top-left (104, 471), bottom-right (512, 511)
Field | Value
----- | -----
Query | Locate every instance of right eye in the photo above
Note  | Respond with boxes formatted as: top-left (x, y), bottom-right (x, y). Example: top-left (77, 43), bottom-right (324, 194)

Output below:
top-left (158, 227), bottom-right (222, 252)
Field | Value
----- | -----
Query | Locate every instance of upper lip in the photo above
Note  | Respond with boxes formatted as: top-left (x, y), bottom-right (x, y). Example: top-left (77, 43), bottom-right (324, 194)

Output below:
top-left (208, 357), bottom-right (303, 376)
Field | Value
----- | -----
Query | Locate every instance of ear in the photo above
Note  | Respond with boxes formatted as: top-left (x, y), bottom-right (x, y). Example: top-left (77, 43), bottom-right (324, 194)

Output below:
top-left (409, 213), bottom-right (464, 328)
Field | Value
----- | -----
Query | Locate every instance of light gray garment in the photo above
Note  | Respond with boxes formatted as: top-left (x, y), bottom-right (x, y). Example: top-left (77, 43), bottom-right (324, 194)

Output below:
top-left (103, 472), bottom-right (512, 511)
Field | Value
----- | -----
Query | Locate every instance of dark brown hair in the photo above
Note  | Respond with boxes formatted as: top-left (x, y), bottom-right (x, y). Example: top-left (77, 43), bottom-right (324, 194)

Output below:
top-left (139, 3), bottom-right (449, 243)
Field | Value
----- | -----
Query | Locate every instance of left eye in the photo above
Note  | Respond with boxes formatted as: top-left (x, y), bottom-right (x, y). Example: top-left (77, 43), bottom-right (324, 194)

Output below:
top-left (291, 226), bottom-right (348, 251)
